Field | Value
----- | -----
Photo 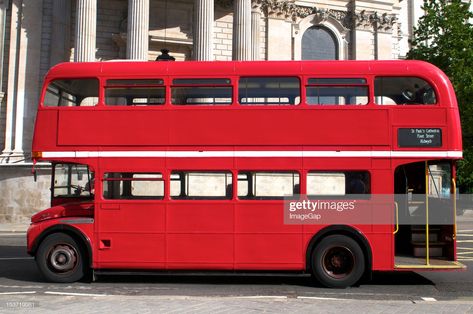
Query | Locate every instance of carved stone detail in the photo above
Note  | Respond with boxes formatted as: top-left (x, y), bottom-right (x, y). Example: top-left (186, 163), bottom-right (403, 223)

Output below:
top-left (216, 0), bottom-right (397, 32)
top-left (351, 10), bottom-right (397, 32)
top-left (248, 0), bottom-right (397, 32)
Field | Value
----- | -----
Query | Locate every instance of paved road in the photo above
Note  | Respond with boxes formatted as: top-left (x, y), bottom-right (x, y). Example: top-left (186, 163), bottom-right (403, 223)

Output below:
top-left (1, 213), bottom-right (473, 312)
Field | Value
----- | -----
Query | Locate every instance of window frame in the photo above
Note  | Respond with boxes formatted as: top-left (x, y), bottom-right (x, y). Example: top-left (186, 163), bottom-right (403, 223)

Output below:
top-left (170, 171), bottom-right (233, 200)
top-left (306, 170), bottom-right (371, 199)
top-left (305, 77), bottom-right (369, 106)
top-left (104, 79), bottom-right (166, 106)
top-left (102, 172), bottom-right (165, 200)
top-left (238, 76), bottom-right (301, 106)
top-left (374, 76), bottom-right (438, 106)
top-left (42, 77), bottom-right (100, 108)
top-left (237, 171), bottom-right (301, 200)
top-left (171, 78), bottom-right (233, 106)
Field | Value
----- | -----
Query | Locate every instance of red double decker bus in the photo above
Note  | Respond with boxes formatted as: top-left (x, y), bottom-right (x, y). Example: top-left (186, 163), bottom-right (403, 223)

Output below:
top-left (27, 60), bottom-right (464, 287)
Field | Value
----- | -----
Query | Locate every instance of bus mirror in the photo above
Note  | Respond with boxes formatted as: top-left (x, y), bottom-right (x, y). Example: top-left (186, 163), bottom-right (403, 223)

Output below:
top-left (31, 162), bottom-right (37, 182)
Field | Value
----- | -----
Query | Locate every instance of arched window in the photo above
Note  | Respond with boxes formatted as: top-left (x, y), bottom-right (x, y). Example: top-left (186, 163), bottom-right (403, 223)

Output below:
top-left (302, 26), bottom-right (338, 60)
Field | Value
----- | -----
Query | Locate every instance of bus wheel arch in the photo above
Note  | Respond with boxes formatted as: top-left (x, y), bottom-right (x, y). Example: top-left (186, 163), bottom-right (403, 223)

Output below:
top-left (33, 225), bottom-right (92, 282)
top-left (306, 225), bottom-right (372, 287)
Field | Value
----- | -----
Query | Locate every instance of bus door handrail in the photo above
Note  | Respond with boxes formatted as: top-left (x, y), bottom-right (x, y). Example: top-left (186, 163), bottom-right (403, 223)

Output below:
top-left (425, 161), bottom-right (430, 266)
top-left (393, 201), bottom-right (399, 234)
top-left (453, 178), bottom-right (457, 240)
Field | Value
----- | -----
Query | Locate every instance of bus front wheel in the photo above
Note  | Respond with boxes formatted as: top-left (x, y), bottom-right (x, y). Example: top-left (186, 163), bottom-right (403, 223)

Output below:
top-left (311, 235), bottom-right (365, 288)
top-left (36, 233), bottom-right (85, 283)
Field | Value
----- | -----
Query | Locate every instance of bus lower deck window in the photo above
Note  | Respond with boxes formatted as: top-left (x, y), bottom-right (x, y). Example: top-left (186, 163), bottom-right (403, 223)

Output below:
top-left (307, 171), bottom-right (370, 197)
top-left (103, 173), bottom-right (164, 199)
top-left (170, 171), bottom-right (233, 199)
top-left (238, 171), bottom-right (300, 199)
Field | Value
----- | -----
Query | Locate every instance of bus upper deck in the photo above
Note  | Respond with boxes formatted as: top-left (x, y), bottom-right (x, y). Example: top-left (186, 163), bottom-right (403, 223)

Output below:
top-left (32, 60), bottom-right (461, 157)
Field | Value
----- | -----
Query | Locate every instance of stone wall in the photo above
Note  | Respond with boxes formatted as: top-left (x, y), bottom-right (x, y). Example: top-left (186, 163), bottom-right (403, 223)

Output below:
top-left (96, 0), bottom-right (125, 61)
top-left (0, 166), bottom-right (51, 223)
top-left (214, 11), bottom-right (233, 61)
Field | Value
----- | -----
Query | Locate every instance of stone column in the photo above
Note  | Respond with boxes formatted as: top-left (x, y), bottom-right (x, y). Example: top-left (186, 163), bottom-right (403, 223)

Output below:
top-left (127, 0), bottom-right (149, 60)
top-left (0, 0), bottom-right (8, 98)
top-left (50, 0), bottom-right (72, 66)
top-left (2, 0), bottom-right (43, 159)
top-left (250, 2), bottom-right (261, 60)
top-left (194, 0), bottom-right (214, 60)
top-left (74, 0), bottom-right (96, 62)
top-left (2, 0), bottom-right (16, 156)
top-left (232, 0), bottom-right (251, 60)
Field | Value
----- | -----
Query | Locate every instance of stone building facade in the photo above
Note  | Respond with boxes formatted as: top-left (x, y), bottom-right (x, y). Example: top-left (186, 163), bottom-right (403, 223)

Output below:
top-left (0, 0), bottom-right (424, 223)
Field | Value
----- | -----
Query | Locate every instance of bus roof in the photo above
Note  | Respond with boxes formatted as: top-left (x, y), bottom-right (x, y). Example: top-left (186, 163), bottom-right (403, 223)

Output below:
top-left (45, 60), bottom-right (448, 80)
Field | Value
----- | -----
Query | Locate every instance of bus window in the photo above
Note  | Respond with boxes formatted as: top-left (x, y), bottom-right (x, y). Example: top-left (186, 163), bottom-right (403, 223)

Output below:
top-left (171, 78), bottom-right (232, 105)
top-left (44, 79), bottom-right (99, 107)
top-left (105, 79), bottom-right (165, 106)
top-left (238, 171), bottom-right (300, 199)
top-left (428, 162), bottom-right (451, 199)
top-left (170, 171), bottom-right (232, 199)
top-left (306, 78), bottom-right (368, 105)
top-left (239, 77), bottom-right (300, 105)
top-left (307, 171), bottom-right (370, 196)
top-left (374, 77), bottom-right (437, 105)
top-left (103, 173), bottom-right (164, 199)
top-left (53, 163), bottom-right (94, 198)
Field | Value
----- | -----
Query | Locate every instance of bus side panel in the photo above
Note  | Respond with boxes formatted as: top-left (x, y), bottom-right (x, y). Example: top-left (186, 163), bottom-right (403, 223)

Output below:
top-left (235, 202), bottom-right (304, 270)
top-left (95, 202), bottom-right (166, 268)
top-left (57, 109), bottom-right (170, 146)
top-left (55, 109), bottom-right (389, 147)
top-left (369, 232), bottom-right (394, 270)
top-left (166, 202), bottom-right (234, 269)
top-left (32, 110), bottom-right (58, 152)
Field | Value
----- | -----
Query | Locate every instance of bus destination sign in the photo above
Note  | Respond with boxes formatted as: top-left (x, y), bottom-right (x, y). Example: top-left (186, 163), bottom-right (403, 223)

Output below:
top-left (398, 128), bottom-right (442, 147)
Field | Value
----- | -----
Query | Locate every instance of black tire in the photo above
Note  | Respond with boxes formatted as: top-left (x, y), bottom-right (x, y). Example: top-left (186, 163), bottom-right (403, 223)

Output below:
top-left (36, 233), bottom-right (86, 283)
top-left (311, 235), bottom-right (365, 288)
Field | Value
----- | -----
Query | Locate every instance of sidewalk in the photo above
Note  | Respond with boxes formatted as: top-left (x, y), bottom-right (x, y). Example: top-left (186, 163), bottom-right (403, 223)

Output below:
top-left (0, 222), bottom-right (29, 233)
top-left (1, 294), bottom-right (473, 313)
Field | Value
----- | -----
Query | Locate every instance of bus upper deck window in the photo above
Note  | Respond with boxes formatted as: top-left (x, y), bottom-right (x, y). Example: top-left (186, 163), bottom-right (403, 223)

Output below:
top-left (171, 78), bottom-right (232, 106)
top-left (374, 77), bottom-right (437, 105)
top-left (306, 78), bottom-right (368, 106)
top-left (105, 79), bottom-right (165, 106)
top-left (239, 77), bottom-right (300, 105)
top-left (43, 79), bottom-right (99, 107)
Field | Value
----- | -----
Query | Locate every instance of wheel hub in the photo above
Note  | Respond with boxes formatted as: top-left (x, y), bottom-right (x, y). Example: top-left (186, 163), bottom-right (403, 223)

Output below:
top-left (48, 245), bottom-right (78, 273)
top-left (323, 246), bottom-right (355, 279)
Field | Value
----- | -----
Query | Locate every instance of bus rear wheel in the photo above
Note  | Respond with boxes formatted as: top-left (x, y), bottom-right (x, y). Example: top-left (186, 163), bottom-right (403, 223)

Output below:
top-left (311, 235), bottom-right (365, 288)
top-left (36, 233), bottom-right (85, 283)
